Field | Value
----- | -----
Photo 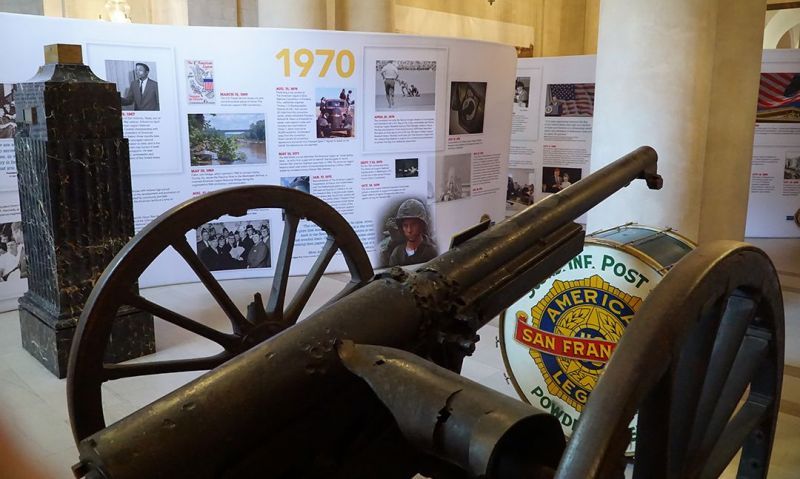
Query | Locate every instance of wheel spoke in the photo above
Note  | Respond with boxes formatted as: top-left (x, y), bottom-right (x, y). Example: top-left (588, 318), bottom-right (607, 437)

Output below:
top-left (698, 395), bottom-right (771, 479)
top-left (266, 212), bottom-right (299, 319)
top-left (285, 236), bottom-right (338, 325)
top-left (102, 352), bottom-right (233, 380)
top-left (695, 331), bottom-right (770, 460)
top-left (633, 372), bottom-right (672, 479)
top-left (172, 237), bottom-right (251, 334)
top-left (687, 295), bottom-right (757, 447)
top-left (126, 292), bottom-right (240, 350)
top-left (667, 299), bottom-right (724, 477)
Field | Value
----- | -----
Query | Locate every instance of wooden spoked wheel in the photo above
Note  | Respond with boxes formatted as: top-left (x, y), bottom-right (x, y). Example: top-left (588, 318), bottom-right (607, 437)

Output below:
top-left (555, 241), bottom-right (784, 479)
top-left (67, 186), bottom-right (373, 443)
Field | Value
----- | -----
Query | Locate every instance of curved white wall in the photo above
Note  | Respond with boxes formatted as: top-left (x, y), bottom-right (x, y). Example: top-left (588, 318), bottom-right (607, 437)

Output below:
top-left (764, 9), bottom-right (800, 48)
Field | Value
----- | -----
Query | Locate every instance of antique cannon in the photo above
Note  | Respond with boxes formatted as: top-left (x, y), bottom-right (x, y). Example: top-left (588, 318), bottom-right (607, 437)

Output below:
top-left (66, 147), bottom-right (784, 478)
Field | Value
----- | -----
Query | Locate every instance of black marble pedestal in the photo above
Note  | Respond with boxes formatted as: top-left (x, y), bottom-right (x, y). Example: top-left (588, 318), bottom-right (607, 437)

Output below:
top-left (14, 45), bottom-right (156, 377)
top-left (18, 297), bottom-right (155, 379)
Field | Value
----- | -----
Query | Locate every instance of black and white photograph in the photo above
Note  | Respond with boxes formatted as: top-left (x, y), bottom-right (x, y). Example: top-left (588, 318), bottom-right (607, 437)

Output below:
top-left (786, 152), bottom-right (800, 180)
top-left (188, 113), bottom-right (266, 166)
top-left (377, 197), bottom-right (438, 268)
top-left (395, 158), bottom-right (419, 178)
top-left (514, 77), bottom-right (530, 109)
top-left (0, 221), bottom-right (26, 282)
top-left (281, 175), bottom-right (311, 193)
top-left (316, 87), bottom-right (355, 138)
top-left (195, 220), bottom-right (271, 271)
top-left (449, 81), bottom-right (487, 135)
top-left (374, 60), bottom-right (436, 112)
top-left (436, 153), bottom-right (471, 202)
top-left (104, 59), bottom-right (161, 111)
top-left (544, 83), bottom-right (595, 117)
top-left (507, 169), bottom-right (537, 207)
top-left (0, 84), bottom-right (15, 139)
top-left (542, 166), bottom-right (582, 193)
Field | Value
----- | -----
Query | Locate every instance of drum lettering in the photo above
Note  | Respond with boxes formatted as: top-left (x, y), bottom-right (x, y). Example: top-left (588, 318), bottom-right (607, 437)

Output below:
top-left (600, 254), bottom-right (651, 287)
top-left (521, 327), bottom-right (534, 343)
top-left (613, 263), bottom-right (627, 277)
top-left (555, 294), bottom-right (572, 310)
top-left (608, 299), bottom-right (625, 315)
top-left (583, 289), bottom-right (598, 303)
top-left (601, 254), bottom-right (615, 270)
top-left (569, 289), bottom-right (584, 305)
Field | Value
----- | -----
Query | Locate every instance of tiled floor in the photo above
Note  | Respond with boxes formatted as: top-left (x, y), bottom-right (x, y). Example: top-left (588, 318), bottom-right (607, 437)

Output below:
top-left (0, 238), bottom-right (797, 478)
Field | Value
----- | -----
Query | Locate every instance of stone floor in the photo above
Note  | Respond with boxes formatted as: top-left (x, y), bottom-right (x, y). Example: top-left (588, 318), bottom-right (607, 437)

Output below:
top-left (0, 237), bottom-right (797, 478)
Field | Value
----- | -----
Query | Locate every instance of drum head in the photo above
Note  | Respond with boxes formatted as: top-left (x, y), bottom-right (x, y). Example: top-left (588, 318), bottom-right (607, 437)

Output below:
top-left (500, 227), bottom-right (695, 454)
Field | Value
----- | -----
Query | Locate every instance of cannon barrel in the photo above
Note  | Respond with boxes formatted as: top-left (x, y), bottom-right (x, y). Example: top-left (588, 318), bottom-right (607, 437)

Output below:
top-left (72, 147), bottom-right (660, 478)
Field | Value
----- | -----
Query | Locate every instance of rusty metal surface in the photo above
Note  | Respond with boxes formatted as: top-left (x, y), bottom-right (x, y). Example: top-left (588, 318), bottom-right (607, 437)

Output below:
top-left (555, 241), bottom-right (784, 479)
top-left (68, 147), bottom-right (662, 478)
top-left (339, 341), bottom-right (565, 478)
top-left (67, 185), bottom-right (374, 442)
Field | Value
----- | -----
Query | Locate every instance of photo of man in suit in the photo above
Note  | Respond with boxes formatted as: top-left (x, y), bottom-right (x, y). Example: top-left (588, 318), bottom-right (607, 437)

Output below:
top-left (120, 62), bottom-right (159, 111)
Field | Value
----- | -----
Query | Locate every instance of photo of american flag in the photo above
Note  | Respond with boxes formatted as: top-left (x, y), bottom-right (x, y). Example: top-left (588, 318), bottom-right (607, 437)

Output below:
top-left (758, 73), bottom-right (800, 110)
top-left (545, 83), bottom-right (595, 117)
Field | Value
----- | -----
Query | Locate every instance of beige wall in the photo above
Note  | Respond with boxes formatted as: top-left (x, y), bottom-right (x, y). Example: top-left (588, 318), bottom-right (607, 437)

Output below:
top-left (396, 0), bottom-right (532, 26)
top-left (1, 1), bottom-right (604, 55)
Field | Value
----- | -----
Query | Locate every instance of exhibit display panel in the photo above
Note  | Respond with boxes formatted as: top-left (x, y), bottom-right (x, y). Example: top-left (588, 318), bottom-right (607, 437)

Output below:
top-left (747, 49), bottom-right (800, 238)
top-left (508, 52), bottom-right (800, 239)
top-left (0, 13), bottom-right (517, 312)
top-left (508, 55), bottom-right (596, 212)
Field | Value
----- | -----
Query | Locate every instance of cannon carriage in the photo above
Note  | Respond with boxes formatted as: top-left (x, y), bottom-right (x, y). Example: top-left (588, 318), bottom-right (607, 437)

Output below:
top-left (65, 147), bottom-right (784, 479)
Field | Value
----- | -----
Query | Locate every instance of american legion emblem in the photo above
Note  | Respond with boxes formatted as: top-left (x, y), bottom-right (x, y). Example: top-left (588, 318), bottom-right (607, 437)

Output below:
top-left (500, 242), bottom-right (668, 453)
top-left (514, 275), bottom-right (640, 412)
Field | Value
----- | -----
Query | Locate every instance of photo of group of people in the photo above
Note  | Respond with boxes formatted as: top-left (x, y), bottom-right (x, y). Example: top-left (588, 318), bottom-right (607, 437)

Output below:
top-left (507, 177), bottom-right (536, 206)
top-left (0, 84), bottom-right (15, 139)
top-left (195, 220), bottom-right (271, 271)
top-left (105, 60), bottom-right (161, 111)
top-left (786, 152), bottom-right (800, 180)
top-left (449, 81), bottom-right (487, 135)
top-left (436, 153), bottom-right (471, 202)
top-left (375, 59), bottom-right (436, 111)
top-left (378, 198), bottom-right (438, 267)
top-left (544, 83), bottom-right (595, 117)
top-left (188, 113), bottom-right (267, 166)
top-left (542, 166), bottom-right (582, 193)
top-left (316, 87), bottom-right (355, 138)
top-left (0, 222), bottom-right (25, 282)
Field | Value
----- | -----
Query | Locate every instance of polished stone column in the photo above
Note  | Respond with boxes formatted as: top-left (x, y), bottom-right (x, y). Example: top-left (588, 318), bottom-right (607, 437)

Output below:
top-left (14, 45), bottom-right (154, 377)
top-left (258, 0), bottom-right (327, 29)
top-left (335, 0), bottom-right (393, 32)
top-left (586, 0), bottom-right (767, 242)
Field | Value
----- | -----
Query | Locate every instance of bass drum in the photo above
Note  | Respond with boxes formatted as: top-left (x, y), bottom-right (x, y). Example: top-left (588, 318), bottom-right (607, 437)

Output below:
top-left (499, 224), bottom-right (694, 453)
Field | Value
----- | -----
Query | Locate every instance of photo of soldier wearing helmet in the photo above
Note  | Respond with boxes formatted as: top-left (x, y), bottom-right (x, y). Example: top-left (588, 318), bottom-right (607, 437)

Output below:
top-left (381, 198), bottom-right (438, 267)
